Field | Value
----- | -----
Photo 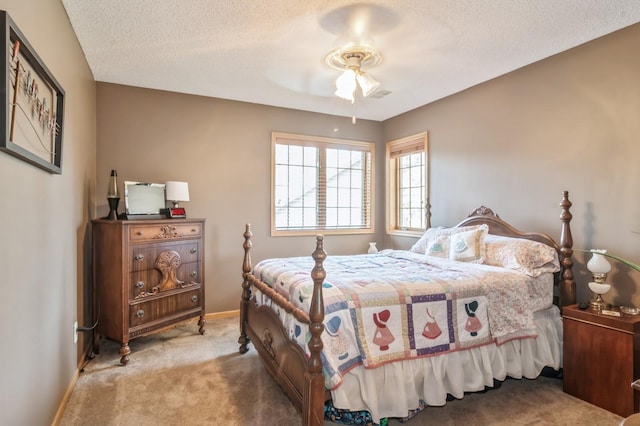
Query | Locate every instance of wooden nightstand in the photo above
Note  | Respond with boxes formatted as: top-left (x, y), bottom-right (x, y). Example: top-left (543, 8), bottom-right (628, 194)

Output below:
top-left (563, 304), bottom-right (640, 417)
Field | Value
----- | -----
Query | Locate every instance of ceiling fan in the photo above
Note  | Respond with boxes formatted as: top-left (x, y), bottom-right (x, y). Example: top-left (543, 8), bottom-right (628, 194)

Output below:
top-left (319, 3), bottom-right (396, 107)
top-left (325, 43), bottom-right (382, 103)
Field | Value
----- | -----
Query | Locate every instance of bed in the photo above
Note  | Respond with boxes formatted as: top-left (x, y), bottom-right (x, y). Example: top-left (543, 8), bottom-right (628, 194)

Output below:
top-left (238, 191), bottom-right (576, 425)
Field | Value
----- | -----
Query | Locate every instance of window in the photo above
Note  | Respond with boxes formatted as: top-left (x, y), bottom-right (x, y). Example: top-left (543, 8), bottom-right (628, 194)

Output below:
top-left (386, 132), bottom-right (429, 235)
top-left (272, 132), bottom-right (374, 236)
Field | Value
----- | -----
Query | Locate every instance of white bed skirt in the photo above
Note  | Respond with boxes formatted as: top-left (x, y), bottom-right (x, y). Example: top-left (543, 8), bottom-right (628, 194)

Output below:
top-left (330, 305), bottom-right (563, 423)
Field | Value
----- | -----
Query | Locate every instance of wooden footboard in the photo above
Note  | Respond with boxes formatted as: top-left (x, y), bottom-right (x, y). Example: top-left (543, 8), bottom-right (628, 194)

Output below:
top-left (238, 191), bottom-right (576, 426)
top-left (238, 227), bottom-right (327, 425)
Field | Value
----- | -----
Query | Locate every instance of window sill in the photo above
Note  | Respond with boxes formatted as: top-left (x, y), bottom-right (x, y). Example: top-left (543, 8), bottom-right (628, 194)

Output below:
top-left (272, 228), bottom-right (374, 237)
top-left (387, 229), bottom-right (424, 238)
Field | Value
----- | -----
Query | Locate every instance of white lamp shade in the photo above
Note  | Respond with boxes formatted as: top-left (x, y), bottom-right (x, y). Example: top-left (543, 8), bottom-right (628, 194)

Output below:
top-left (335, 69), bottom-right (357, 102)
top-left (587, 250), bottom-right (611, 274)
top-left (335, 68), bottom-right (380, 102)
top-left (165, 181), bottom-right (190, 202)
top-left (356, 72), bottom-right (379, 97)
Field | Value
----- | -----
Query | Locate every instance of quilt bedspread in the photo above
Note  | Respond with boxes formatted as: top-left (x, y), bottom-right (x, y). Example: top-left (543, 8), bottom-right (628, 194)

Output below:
top-left (252, 250), bottom-right (541, 390)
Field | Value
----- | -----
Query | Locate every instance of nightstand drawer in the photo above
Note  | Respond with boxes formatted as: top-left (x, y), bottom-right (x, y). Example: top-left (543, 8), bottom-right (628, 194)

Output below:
top-left (129, 287), bottom-right (202, 327)
top-left (128, 223), bottom-right (202, 242)
top-left (130, 242), bottom-right (200, 271)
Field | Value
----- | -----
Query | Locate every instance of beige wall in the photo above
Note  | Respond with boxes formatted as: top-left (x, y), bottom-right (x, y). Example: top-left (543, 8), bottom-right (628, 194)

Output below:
top-left (384, 23), bottom-right (640, 306)
top-left (0, 1), bottom-right (96, 424)
top-left (95, 84), bottom-right (384, 314)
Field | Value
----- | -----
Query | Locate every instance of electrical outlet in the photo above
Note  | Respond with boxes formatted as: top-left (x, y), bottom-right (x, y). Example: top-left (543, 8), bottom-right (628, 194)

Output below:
top-left (73, 321), bottom-right (78, 344)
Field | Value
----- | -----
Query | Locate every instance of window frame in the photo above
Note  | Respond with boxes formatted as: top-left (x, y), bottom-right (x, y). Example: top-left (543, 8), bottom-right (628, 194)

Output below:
top-left (385, 132), bottom-right (429, 237)
top-left (271, 132), bottom-right (375, 237)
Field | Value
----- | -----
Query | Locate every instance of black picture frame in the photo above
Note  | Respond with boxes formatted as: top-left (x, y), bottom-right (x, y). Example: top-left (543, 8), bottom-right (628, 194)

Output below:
top-left (0, 10), bottom-right (64, 174)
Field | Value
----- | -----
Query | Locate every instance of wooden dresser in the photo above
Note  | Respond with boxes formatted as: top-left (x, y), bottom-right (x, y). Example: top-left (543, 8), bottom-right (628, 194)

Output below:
top-left (92, 218), bottom-right (205, 365)
top-left (563, 304), bottom-right (640, 417)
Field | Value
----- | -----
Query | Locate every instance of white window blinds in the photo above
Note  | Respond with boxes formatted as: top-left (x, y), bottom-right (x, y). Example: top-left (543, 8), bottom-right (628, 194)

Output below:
top-left (272, 132), bottom-right (374, 235)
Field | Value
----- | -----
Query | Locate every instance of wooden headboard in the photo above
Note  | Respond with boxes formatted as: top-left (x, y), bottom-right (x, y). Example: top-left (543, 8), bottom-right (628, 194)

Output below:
top-left (454, 191), bottom-right (575, 308)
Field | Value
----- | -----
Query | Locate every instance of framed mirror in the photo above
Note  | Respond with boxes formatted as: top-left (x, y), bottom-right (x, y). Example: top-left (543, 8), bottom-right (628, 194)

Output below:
top-left (124, 181), bottom-right (165, 219)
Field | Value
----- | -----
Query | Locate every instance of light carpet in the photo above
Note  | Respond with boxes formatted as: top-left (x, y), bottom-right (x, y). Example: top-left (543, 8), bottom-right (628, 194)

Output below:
top-left (59, 314), bottom-right (624, 426)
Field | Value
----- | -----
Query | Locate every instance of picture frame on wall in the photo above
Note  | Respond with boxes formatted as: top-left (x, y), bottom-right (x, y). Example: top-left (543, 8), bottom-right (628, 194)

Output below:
top-left (0, 10), bottom-right (65, 174)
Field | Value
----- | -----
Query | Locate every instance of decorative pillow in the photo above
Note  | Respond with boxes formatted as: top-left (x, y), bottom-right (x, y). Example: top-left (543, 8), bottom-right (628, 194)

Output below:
top-left (484, 234), bottom-right (560, 277)
top-left (425, 234), bottom-right (450, 258)
top-left (409, 225), bottom-right (485, 257)
top-left (409, 227), bottom-right (443, 254)
top-left (448, 227), bottom-right (488, 263)
top-left (418, 224), bottom-right (488, 263)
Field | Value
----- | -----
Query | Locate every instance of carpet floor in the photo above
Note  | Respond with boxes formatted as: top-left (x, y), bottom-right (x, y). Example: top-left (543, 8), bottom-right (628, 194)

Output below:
top-left (59, 314), bottom-right (624, 426)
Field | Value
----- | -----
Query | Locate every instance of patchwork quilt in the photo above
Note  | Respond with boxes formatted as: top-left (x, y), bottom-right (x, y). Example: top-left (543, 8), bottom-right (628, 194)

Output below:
top-left (252, 250), bottom-right (541, 390)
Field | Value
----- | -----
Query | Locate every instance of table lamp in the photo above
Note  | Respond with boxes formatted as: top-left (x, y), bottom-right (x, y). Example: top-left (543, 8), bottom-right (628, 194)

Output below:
top-left (165, 181), bottom-right (189, 218)
top-left (106, 170), bottom-right (120, 220)
top-left (587, 249), bottom-right (612, 310)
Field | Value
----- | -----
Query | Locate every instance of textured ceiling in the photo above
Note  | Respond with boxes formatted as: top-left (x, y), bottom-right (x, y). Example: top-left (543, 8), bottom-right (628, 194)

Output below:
top-left (61, 1), bottom-right (640, 121)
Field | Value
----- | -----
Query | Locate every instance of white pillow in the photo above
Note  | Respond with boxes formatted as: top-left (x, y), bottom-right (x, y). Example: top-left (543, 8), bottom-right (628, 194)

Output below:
top-left (448, 227), bottom-right (488, 263)
top-left (484, 234), bottom-right (560, 277)
top-left (425, 234), bottom-right (450, 258)
top-left (418, 224), bottom-right (488, 263)
top-left (409, 227), bottom-right (443, 254)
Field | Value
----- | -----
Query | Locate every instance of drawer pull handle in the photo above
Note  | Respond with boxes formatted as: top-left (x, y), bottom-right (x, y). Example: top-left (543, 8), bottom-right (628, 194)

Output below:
top-left (190, 248), bottom-right (197, 254)
top-left (136, 231), bottom-right (142, 236)
top-left (136, 281), bottom-right (144, 289)
top-left (190, 271), bottom-right (197, 277)
top-left (191, 295), bottom-right (198, 303)
top-left (135, 254), bottom-right (144, 261)
top-left (136, 309), bottom-right (145, 318)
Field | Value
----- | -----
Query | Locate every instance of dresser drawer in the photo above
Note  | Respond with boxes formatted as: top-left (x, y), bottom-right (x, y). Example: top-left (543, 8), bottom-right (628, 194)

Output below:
top-left (129, 287), bottom-right (202, 327)
top-left (129, 262), bottom-right (201, 299)
top-left (128, 222), bottom-right (202, 242)
top-left (130, 242), bottom-right (200, 271)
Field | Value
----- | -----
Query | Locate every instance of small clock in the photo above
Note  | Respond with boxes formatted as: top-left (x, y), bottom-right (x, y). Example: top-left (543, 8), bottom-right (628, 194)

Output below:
top-left (167, 207), bottom-right (186, 218)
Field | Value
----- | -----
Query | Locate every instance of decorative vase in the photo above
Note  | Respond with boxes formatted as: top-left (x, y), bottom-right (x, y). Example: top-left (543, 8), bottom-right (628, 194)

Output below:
top-left (368, 242), bottom-right (378, 254)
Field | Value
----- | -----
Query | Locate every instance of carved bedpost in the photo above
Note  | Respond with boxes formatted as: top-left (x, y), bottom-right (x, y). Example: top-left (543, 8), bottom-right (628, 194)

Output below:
top-left (303, 235), bottom-right (326, 426)
top-left (238, 224), bottom-right (253, 354)
top-left (559, 191), bottom-right (576, 309)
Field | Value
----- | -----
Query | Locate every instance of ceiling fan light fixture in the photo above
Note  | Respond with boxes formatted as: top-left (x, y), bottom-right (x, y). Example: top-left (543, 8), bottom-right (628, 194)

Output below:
top-left (326, 44), bottom-right (382, 102)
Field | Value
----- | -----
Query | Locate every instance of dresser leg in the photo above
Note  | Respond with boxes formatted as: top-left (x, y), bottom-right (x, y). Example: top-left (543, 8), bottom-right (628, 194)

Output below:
top-left (119, 343), bottom-right (131, 365)
top-left (198, 315), bottom-right (206, 335)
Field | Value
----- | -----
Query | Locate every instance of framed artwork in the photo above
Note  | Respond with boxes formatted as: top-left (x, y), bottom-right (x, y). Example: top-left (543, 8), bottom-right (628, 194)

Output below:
top-left (0, 10), bottom-right (64, 174)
